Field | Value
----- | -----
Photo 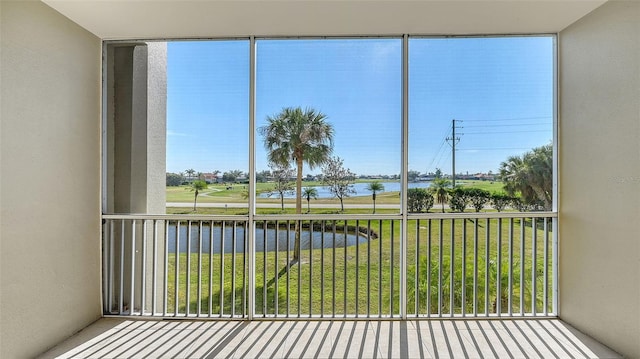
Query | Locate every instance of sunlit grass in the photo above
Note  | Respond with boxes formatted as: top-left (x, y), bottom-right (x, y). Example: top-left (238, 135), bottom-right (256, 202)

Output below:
top-left (164, 217), bottom-right (553, 317)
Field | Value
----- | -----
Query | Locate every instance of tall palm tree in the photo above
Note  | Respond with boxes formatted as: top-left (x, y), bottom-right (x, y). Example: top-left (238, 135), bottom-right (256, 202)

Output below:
top-left (366, 181), bottom-right (385, 214)
top-left (302, 187), bottom-right (318, 213)
top-left (188, 180), bottom-right (208, 211)
top-left (431, 178), bottom-right (451, 213)
top-left (259, 107), bottom-right (334, 262)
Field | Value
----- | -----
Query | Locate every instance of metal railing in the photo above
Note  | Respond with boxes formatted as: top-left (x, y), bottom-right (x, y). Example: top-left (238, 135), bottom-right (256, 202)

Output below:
top-left (102, 212), bottom-right (557, 319)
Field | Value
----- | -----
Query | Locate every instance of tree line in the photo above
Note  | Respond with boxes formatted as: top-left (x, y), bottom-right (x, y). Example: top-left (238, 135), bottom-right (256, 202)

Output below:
top-left (409, 144), bottom-right (552, 213)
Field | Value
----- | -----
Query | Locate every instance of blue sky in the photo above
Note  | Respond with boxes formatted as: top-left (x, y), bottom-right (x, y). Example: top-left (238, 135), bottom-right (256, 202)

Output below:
top-left (167, 36), bottom-right (553, 176)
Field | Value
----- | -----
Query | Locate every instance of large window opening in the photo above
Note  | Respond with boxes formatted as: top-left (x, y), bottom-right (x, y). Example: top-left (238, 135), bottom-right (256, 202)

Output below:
top-left (102, 35), bottom-right (557, 319)
top-left (104, 35), bottom-right (554, 215)
top-left (255, 39), bottom-right (402, 215)
top-left (409, 36), bottom-right (555, 213)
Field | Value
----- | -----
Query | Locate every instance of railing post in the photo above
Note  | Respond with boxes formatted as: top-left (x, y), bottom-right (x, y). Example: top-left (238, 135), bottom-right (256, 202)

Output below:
top-left (399, 33), bottom-right (409, 320)
top-left (247, 36), bottom-right (256, 321)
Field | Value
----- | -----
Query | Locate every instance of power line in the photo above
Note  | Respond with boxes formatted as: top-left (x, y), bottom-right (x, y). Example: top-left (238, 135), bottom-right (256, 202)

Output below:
top-left (422, 126), bottom-right (452, 173)
top-left (464, 129), bottom-right (551, 135)
top-left (425, 137), bottom-right (447, 172)
top-left (458, 116), bottom-right (552, 122)
top-left (463, 123), bottom-right (550, 128)
top-left (458, 147), bottom-right (536, 151)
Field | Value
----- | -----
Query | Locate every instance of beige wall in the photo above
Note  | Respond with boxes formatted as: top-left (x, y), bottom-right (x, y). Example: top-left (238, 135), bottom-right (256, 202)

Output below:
top-left (0, 2), bottom-right (102, 358)
top-left (559, 1), bottom-right (640, 358)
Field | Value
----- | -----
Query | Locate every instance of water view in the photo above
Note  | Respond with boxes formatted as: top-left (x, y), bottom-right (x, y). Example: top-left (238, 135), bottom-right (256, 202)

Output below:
top-left (167, 223), bottom-right (368, 254)
top-left (257, 181), bottom-right (431, 199)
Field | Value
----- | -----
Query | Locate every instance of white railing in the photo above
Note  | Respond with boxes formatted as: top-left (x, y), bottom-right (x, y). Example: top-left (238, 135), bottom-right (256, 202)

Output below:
top-left (102, 212), bottom-right (557, 319)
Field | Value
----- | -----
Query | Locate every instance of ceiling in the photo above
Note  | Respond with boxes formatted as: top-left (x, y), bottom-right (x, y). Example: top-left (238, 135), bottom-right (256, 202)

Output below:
top-left (43, 0), bottom-right (607, 40)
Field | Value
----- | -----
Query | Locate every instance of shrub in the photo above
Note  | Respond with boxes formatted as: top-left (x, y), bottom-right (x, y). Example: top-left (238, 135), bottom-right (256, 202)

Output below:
top-left (467, 188), bottom-right (491, 212)
top-left (490, 192), bottom-right (511, 212)
top-left (448, 187), bottom-right (470, 212)
top-left (166, 172), bottom-right (183, 186)
top-left (408, 188), bottom-right (434, 213)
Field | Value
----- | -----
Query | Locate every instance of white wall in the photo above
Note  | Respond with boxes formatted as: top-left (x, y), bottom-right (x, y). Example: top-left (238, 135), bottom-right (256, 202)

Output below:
top-left (0, 2), bottom-right (102, 358)
top-left (559, 1), bottom-right (640, 358)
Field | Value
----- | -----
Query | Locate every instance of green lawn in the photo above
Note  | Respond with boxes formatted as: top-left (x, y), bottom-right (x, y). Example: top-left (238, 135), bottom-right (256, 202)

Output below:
top-left (163, 216), bottom-right (553, 317)
top-left (456, 180), bottom-right (505, 193)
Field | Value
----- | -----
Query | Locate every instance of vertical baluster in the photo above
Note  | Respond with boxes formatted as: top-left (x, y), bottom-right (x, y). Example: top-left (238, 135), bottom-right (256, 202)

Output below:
top-left (174, 221), bottom-right (180, 316)
top-left (532, 217), bottom-right (537, 315)
top-left (209, 220), bottom-right (214, 317)
top-left (152, 220), bottom-right (158, 316)
top-left (426, 219), bottom-right (432, 317)
top-left (497, 218), bottom-right (502, 316)
top-left (108, 220), bottom-right (114, 314)
top-left (321, 221), bottom-right (325, 317)
top-left (119, 220), bottom-right (125, 315)
top-left (332, 221), bottom-right (336, 317)
top-left (461, 218), bottom-right (467, 317)
top-left (242, 221), bottom-right (247, 318)
top-left (130, 220), bottom-right (136, 315)
top-left (543, 217), bottom-right (549, 315)
top-left (286, 221), bottom-right (290, 317)
top-left (391, 220), bottom-right (395, 317)
top-left (275, 221), bottom-right (279, 316)
top-left (163, 220), bottom-right (169, 316)
top-left (309, 220), bottom-right (313, 317)
top-left (344, 220), bottom-right (348, 318)
top-left (186, 220), bottom-right (191, 317)
top-left (220, 221), bottom-right (225, 317)
top-left (520, 217), bottom-right (525, 316)
top-left (378, 220), bottom-right (383, 316)
top-left (355, 219), bottom-right (359, 317)
top-left (414, 219), bottom-right (420, 317)
top-left (473, 218), bottom-right (478, 316)
top-left (438, 219), bottom-right (443, 318)
top-left (508, 218), bottom-right (514, 316)
top-left (485, 218), bottom-right (490, 315)
top-left (367, 220), bottom-right (371, 318)
top-left (141, 219), bottom-right (147, 316)
top-left (102, 221), bottom-right (108, 313)
top-left (232, 221), bottom-right (237, 317)
top-left (450, 218), bottom-right (455, 317)
top-left (263, 221), bottom-right (267, 317)
top-left (297, 221), bottom-right (302, 318)
top-left (197, 221), bottom-right (203, 316)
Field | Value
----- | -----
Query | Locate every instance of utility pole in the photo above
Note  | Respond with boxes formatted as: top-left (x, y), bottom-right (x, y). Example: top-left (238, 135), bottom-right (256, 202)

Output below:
top-left (446, 119), bottom-right (462, 187)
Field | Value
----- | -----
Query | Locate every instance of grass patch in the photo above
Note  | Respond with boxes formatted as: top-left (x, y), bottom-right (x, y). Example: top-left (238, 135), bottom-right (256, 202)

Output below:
top-left (162, 217), bottom-right (552, 316)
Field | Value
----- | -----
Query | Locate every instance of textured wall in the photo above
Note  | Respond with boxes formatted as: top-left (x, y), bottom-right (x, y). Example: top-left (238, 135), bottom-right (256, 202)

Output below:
top-left (559, 1), bottom-right (640, 358)
top-left (0, 1), bottom-right (102, 358)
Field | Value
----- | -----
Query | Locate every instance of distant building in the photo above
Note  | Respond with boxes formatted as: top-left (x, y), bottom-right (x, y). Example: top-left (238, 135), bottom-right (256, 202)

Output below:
top-left (201, 173), bottom-right (220, 184)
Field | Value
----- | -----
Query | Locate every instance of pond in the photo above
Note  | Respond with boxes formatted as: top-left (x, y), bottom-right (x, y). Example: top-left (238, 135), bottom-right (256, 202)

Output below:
top-left (167, 223), bottom-right (368, 254)
top-left (257, 181), bottom-right (432, 199)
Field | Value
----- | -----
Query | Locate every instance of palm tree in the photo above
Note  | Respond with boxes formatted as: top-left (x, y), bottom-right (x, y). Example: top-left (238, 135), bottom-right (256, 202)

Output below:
top-left (188, 180), bottom-right (207, 211)
top-left (499, 144), bottom-right (552, 210)
top-left (259, 107), bottom-right (334, 262)
top-left (302, 187), bottom-right (318, 213)
top-left (185, 168), bottom-right (196, 183)
top-left (366, 181), bottom-right (385, 214)
top-left (431, 178), bottom-right (451, 213)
